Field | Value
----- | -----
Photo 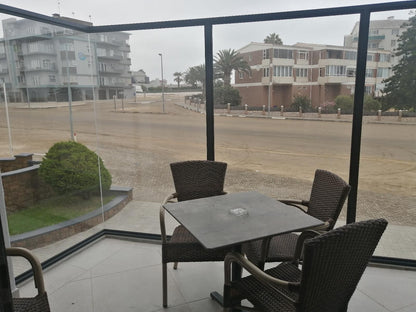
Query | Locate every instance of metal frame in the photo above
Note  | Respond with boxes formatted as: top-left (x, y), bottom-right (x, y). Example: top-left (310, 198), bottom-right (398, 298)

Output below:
top-left (1, 1), bottom-right (415, 268)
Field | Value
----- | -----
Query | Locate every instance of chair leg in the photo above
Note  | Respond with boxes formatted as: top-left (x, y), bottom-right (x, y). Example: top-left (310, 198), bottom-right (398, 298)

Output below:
top-left (173, 262), bottom-right (178, 270)
top-left (163, 262), bottom-right (168, 308)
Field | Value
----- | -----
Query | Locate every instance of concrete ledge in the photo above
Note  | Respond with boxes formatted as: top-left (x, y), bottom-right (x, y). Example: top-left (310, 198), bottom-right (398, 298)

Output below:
top-left (10, 186), bottom-right (133, 249)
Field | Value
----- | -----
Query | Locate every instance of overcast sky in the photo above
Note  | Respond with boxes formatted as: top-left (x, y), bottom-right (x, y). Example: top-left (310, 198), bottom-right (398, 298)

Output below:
top-left (0, 0), bottom-right (413, 83)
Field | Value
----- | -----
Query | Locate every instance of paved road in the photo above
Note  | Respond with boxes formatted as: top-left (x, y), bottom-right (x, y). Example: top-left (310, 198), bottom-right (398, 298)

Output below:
top-left (0, 94), bottom-right (415, 225)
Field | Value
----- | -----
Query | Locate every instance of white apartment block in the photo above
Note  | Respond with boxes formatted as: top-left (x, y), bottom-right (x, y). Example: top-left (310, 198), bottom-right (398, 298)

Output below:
top-left (0, 14), bottom-right (132, 102)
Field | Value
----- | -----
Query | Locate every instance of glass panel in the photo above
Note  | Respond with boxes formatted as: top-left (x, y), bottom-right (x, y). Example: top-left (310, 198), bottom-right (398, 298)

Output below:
top-left (93, 27), bottom-right (206, 230)
top-left (0, 15), bottom-right (106, 275)
top-left (359, 10), bottom-right (415, 260)
top-left (214, 15), bottom-right (356, 211)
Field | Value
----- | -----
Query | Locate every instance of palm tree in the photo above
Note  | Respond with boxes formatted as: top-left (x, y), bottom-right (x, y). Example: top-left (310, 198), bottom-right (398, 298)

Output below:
top-left (173, 72), bottom-right (183, 88)
top-left (264, 33), bottom-right (283, 45)
top-left (214, 49), bottom-right (251, 87)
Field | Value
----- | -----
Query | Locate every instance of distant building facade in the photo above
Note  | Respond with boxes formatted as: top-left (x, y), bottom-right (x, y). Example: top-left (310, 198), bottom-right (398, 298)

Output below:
top-left (132, 69), bottom-right (149, 84)
top-left (0, 14), bottom-right (132, 102)
top-left (344, 16), bottom-right (407, 54)
top-left (234, 17), bottom-right (408, 109)
top-left (235, 42), bottom-right (393, 109)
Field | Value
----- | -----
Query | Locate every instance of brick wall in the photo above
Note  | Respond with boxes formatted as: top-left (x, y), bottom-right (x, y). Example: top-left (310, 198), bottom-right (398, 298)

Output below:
top-left (0, 153), bottom-right (33, 173)
top-left (0, 154), bottom-right (54, 212)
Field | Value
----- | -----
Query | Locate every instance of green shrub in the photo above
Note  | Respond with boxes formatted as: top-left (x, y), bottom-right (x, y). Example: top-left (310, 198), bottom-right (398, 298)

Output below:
top-left (335, 95), bottom-right (354, 114)
top-left (290, 95), bottom-right (312, 112)
top-left (214, 85), bottom-right (241, 106)
top-left (39, 141), bottom-right (112, 197)
top-left (364, 95), bottom-right (381, 112)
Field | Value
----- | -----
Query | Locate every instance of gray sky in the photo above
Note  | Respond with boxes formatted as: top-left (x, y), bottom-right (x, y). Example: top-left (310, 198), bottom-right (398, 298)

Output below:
top-left (0, 0), bottom-right (412, 83)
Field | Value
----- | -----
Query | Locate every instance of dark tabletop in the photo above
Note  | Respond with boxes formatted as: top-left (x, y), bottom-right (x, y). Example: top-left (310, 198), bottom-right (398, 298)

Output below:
top-left (164, 191), bottom-right (323, 249)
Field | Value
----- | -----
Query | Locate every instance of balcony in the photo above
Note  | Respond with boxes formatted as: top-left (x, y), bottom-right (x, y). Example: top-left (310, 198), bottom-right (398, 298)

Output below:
top-left (1, 1), bottom-right (416, 311)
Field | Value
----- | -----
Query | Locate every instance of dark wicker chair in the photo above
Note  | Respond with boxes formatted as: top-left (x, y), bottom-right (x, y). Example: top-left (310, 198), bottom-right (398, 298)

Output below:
top-left (160, 160), bottom-right (230, 307)
top-left (7, 247), bottom-right (51, 312)
top-left (243, 169), bottom-right (351, 266)
top-left (224, 218), bottom-right (388, 312)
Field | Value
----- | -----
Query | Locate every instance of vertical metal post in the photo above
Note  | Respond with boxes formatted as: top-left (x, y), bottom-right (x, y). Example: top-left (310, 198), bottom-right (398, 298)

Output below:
top-left (268, 48), bottom-right (273, 116)
top-left (347, 10), bottom-right (370, 224)
top-left (3, 83), bottom-right (13, 156)
top-left (66, 48), bottom-right (74, 141)
top-left (204, 23), bottom-right (215, 161)
top-left (158, 53), bottom-right (165, 113)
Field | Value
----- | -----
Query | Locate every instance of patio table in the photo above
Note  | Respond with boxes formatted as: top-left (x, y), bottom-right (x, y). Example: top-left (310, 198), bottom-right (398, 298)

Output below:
top-left (163, 191), bottom-right (323, 308)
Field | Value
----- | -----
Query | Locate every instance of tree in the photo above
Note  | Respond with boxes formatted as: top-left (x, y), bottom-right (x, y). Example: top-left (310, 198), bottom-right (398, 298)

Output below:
top-left (382, 16), bottom-right (416, 111)
top-left (264, 33), bottom-right (283, 45)
top-left (214, 49), bottom-right (251, 87)
top-left (185, 64), bottom-right (206, 94)
top-left (173, 72), bottom-right (183, 88)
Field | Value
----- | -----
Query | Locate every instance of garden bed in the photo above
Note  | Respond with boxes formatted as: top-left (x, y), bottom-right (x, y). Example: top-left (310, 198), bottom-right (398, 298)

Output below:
top-left (10, 186), bottom-right (132, 249)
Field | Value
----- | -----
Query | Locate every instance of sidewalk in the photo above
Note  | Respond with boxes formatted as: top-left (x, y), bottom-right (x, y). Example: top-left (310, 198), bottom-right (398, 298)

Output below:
top-left (177, 102), bottom-right (416, 125)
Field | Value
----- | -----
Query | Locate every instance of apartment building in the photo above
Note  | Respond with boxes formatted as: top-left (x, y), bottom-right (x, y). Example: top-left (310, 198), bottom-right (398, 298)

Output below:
top-left (344, 16), bottom-right (407, 53)
top-left (0, 14), bottom-right (132, 102)
top-left (234, 17), bottom-right (408, 110)
top-left (235, 41), bottom-right (393, 109)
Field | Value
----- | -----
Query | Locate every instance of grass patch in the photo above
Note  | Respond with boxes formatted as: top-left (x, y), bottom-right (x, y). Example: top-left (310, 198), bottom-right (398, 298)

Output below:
top-left (7, 194), bottom-right (116, 235)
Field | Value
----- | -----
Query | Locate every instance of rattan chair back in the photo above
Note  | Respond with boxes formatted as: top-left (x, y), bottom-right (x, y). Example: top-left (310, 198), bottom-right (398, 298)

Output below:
top-left (307, 169), bottom-right (350, 229)
top-left (170, 160), bottom-right (227, 201)
top-left (298, 218), bottom-right (387, 312)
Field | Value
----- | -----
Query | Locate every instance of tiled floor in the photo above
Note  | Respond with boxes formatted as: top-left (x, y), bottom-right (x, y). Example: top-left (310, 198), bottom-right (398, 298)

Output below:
top-left (16, 237), bottom-right (416, 312)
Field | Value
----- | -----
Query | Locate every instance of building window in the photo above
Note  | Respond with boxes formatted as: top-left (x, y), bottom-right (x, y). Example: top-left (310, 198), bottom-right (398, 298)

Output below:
top-left (31, 59), bottom-right (41, 69)
top-left (295, 68), bottom-right (308, 77)
top-left (377, 67), bottom-right (390, 78)
top-left (263, 49), bottom-right (269, 59)
top-left (248, 55), bottom-right (252, 62)
top-left (49, 75), bottom-right (56, 82)
top-left (391, 40), bottom-right (396, 47)
top-left (365, 85), bottom-right (373, 94)
top-left (274, 66), bottom-right (293, 77)
top-left (347, 68), bottom-right (356, 77)
top-left (32, 76), bottom-right (40, 85)
top-left (28, 42), bottom-right (39, 53)
top-left (392, 28), bottom-right (399, 36)
top-left (368, 43), bottom-right (378, 49)
top-left (326, 50), bottom-right (343, 59)
top-left (345, 51), bottom-right (357, 60)
top-left (274, 49), bottom-right (293, 59)
top-left (370, 29), bottom-right (379, 35)
top-left (366, 69), bottom-right (375, 78)
top-left (238, 72), bottom-right (244, 79)
top-left (42, 59), bottom-right (50, 69)
top-left (298, 51), bottom-right (309, 60)
top-left (97, 48), bottom-right (106, 57)
top-left (379, 54), bottom-right (391, 62)
top-left (263, 68), bottom-right (270, 77)
top-left (367, 53), bottom-right (375, 61)
top-left (325, 65), bottom-right (346, 76)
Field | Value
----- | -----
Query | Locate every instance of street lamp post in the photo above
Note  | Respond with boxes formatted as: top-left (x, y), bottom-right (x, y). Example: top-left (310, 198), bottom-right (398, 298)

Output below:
top-left (158, 53), bottom-right (165, 113)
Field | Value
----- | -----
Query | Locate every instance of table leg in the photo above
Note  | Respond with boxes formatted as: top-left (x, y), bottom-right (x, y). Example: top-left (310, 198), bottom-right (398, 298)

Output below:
top-left (211, 245), bottom-right (243, 311)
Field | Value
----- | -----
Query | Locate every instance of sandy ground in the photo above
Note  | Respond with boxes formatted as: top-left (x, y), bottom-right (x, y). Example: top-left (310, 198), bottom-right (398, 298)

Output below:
top-left (0, 93), bottom-right (415, 226)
